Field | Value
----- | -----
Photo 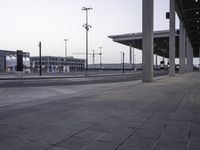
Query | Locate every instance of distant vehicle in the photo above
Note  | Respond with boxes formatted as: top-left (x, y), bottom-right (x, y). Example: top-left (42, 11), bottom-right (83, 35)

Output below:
top-left (166, 63), bottom-right (179, 71)
top-left (23, 68), bottom-right (31, 74)
top-left (193, 66), bottom-right (199, 71)
top-left (160, 61), bottom-right (165, 70)
top-left (175, 64), bottom-right (179, 71)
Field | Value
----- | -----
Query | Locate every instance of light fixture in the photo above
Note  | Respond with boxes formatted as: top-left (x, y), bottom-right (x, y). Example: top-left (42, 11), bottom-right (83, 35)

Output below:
top-left (82, 7), bottom-right (93, 74)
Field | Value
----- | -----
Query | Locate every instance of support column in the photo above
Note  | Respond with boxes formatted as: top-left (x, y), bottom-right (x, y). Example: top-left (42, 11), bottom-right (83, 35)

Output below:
top-left (199, 47), bottom-right (200, 69)
top-left (129, 44), bottom-right (132, 65)
top-left (186, 37), bottom-right (191, 72)
top-left (133, 41), bottom-right (135, 70)
top-left (169, 0), bottom-right (176, 76)
top-left (189, 41), bottom-right (193, 72)
top-left (142, 0), bottom-right (154, 82)
top-left (156, 53), bottom-right (158, 70)
top-left (190, 44), bottom-right (194, 71)
top-left (179, 21), bottom-right (186, 73)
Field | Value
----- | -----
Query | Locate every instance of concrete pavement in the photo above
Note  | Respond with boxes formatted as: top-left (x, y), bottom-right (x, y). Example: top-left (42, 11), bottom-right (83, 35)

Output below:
top-left (0, 72), bottom-right (200, 150)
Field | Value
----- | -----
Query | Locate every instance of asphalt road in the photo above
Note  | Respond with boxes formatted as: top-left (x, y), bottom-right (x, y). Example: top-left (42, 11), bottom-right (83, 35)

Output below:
top-left (0, 70), bottom-right (169, 88)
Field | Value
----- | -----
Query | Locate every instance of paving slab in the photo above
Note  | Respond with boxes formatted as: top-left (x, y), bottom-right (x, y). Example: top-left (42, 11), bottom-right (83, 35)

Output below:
top-left (153, 140), bottom-right (187, 150)
top-left (48, 146), bottom-right (72, 150)
top-left (120, 136), bottom-right (156, 150)
top-left (58, 136), bottom-right (91, 150)
top-left (81, 140), bottom-right (118, 150)
top-left (0, 72), bottom-right (200, 150)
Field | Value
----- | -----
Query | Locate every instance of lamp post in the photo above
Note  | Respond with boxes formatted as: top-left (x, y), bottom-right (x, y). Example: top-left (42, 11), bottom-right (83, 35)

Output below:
top-left (82, 7), bottom-right (92, 75)
top-left (99, 47), bottom-right (102, 70)
top-left (38, 41), bottom-right (42, 76)
top-left (64, 39), bottom-right (68, 73)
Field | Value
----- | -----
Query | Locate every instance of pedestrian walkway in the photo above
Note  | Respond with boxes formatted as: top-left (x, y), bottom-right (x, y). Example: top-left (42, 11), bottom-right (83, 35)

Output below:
top-left (0, 72), bottom-right (199, 150)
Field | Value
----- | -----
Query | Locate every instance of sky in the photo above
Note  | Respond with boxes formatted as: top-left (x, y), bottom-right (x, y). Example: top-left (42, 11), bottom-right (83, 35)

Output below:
top-left (0, 0), bottom-right (191, 64)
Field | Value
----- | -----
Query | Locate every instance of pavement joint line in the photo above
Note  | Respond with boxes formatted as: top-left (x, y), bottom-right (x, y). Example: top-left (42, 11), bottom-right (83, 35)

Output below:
top-left (114, 88), bottom-right (173, 150)
top-left (187, 127), bottom-right (192, 150)
top-left (186, 92), bottom-right (200, 123)
top-left (141, 93), bottom-right (177, 149)
top-left (45, 122), bottom-right (98, 150)
top-left (185, 89), bottom-right (200, 150)
top-left (152, 91), bottom-right (192, 149)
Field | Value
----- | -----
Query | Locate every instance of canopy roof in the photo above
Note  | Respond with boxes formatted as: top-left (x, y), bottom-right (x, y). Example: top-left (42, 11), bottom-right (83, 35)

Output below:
top-left (109, 30), bottom-right (182, 58)
top-left (109, 0), bottom-right (200, 58)
top-left (176, 0), bottom-right (200, 49)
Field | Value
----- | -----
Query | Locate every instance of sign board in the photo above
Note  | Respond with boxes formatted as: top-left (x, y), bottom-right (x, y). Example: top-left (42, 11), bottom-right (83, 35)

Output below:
top-left (17, 50), bottom-right (23, 71)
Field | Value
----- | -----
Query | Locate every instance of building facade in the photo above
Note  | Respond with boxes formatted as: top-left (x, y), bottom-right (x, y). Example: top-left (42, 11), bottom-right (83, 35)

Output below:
top-left (0, 50), bottom-right (30, 72)
top-left (30, 56), bottom-right (85, 73)
top-left (89, 63), bottom-right (142, 70)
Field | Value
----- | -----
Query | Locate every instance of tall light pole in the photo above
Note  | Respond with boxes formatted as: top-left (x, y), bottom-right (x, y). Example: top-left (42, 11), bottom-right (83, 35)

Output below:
top-left (38, 41), bottom-right (42, 76)
top-left (64, 39), bottom-right (68, 72)
top-left (99, 47), bottom-right (102, 70)
top-left (82, 7), bottom-right (92, 74)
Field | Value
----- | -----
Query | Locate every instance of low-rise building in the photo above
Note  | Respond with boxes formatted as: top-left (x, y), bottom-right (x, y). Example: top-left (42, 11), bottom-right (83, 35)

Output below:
top-left (30, 56), bottom-right (85, 73)
top-left (89, 63), bottom-right (142, 70)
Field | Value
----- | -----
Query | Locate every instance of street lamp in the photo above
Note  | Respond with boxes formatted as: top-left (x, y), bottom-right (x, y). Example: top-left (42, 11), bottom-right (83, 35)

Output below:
top-left (99, 47), bottom-right (102, 70)
top-left (82, 7), bottom-right (92, 75)
top-left (38, 41), bottom-right (42, 76)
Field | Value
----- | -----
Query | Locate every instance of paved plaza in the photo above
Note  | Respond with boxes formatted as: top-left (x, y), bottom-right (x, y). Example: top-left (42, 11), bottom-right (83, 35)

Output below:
top-left (0, 72), bottom-right (200, 150)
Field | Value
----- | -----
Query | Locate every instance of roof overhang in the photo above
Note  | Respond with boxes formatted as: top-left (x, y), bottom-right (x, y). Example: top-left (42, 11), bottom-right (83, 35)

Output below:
top-left (175, 0), bottom-right (200, 56)
top-left (109, 0), bottom-right (200, 58)
top-left (108, 30), bottom-right (181, 58)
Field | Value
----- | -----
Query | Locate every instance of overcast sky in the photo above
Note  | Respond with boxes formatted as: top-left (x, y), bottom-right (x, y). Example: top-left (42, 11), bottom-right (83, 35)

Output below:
top-left (0, 0), bottom-right (182, 64)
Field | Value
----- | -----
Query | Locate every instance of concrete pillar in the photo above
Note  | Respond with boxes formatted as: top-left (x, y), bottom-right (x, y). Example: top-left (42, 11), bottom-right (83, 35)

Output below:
top-left (186, 37), bottom-right (191, 72)
top-left (185, 36), bottom-right (187, 67)
top-left (129, 44), bottom-right (132, 65)
top-left (156, 53), bottom-right (158, 69)
top-left (186, 37), bottom-right (189, 72)
top-left (189, 41), bottom-right (193, 71)
top-left (190, 44), bottom-right (194, 71)
top-left (133, 45), bottom-right (135, 70)
top-left (199, 47), bottom-right (200, 69)
top-left (169, 0), bottom-right (176, 76)
top-left (179, 21), bottom-right (186, 74)
top-left (142, 0), bottom-right (154, 82)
